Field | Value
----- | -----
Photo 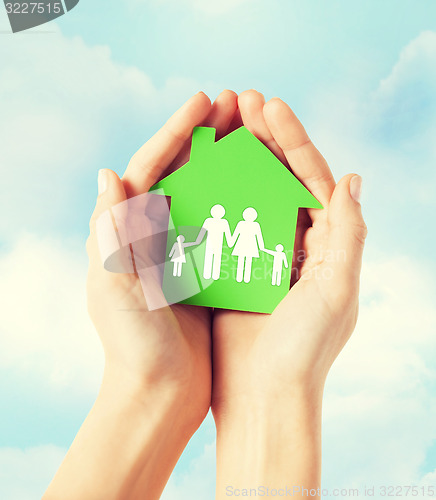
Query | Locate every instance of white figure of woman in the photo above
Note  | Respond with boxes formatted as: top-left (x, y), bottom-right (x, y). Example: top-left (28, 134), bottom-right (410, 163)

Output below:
top-left (231, 207), bottom-right (265, 283)
top-left (168, 235), bottom-right (195, 277)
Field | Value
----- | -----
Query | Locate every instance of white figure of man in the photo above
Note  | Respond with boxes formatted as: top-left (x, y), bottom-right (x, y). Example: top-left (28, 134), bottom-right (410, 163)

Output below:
top-left (263, 244), bottom-right (288, 286)
top-left (194, 204), bottom-right (233, 280)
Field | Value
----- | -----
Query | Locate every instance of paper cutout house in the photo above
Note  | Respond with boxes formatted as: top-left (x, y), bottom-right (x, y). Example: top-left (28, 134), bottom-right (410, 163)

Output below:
top-left (150, 126), bottom-right (322, 314)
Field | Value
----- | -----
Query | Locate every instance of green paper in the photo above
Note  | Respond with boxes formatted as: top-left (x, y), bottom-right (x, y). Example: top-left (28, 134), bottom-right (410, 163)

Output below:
top-left (150, 126), bottom-right (322, 314)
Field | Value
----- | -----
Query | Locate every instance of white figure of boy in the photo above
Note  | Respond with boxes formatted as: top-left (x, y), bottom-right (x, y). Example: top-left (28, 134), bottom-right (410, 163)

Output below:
top-left (263, 244), bottom-right (288, 286)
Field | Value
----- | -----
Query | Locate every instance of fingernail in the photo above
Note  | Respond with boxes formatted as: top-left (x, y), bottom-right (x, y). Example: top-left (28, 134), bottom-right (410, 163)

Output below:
top-left (350, 175), bottom-right (362, 203)
top-left (98, 169), bottom-right (108, 195)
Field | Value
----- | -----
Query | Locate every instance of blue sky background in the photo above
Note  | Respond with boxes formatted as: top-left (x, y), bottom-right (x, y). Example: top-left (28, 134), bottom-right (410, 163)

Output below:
top-left (0, 1), bottom-right (435, 498)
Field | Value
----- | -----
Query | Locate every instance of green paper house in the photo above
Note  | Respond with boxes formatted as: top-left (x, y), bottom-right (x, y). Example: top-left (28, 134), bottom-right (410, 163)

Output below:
top-left (150, 126), bottom-right (322, 314)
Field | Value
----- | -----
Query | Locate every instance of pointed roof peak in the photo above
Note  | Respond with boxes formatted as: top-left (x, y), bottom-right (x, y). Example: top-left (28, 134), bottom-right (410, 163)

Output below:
top-left (155, 125), bottom-right (323, 211)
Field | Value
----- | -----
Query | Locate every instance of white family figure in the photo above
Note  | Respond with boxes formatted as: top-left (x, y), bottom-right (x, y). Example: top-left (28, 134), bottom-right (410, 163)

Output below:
top-left (231, 207), bottom-right (265, 283)
top-left (168, 204), bottom-right (288, 285)
top-left (168, 235), bottom-right (196, 277)
top-left (263, 244), bottom-right (289, 286)
top-left (193, 204), bottom-right (232, 280)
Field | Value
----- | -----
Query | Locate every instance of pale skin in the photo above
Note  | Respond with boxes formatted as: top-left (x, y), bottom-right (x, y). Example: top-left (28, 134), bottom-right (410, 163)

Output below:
top-left (44, 90), bottom-right (367, 499)
top-left (213, 90), bottom-right (366, 497)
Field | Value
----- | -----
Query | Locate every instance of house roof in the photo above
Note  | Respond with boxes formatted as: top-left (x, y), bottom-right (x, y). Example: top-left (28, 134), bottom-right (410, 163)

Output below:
top-left (151, 126), bottom-right (322, 210)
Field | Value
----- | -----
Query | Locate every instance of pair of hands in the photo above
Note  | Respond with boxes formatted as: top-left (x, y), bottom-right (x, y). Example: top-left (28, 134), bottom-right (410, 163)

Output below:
top-left (86, 89), bottom-right (367, 477)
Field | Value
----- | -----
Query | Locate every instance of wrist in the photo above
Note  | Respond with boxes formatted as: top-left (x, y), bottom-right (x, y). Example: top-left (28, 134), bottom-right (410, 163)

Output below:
top-left (213, 376), bottom-right (325, 426)
top-left (100, 362), bottom-right (208, 435)
top-left (45, 362), bottom-right (205, 500)
top-left (214, 385), bottom-right (323, 497)
top-left (214, 382), bottom-right (323, 431)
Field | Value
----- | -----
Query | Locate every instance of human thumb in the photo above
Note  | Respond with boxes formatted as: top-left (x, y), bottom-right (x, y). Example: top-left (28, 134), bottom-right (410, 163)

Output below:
top-left (87, 169), bottom-right (128, 272)
top-left (327, 174), bottom-right (368, 289)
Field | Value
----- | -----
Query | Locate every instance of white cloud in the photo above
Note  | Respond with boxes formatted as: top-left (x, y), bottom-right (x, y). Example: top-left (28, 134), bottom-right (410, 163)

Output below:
top-left (129, 0), bottom-right (252, 15)
top-left (0, 231), bottom-right (216, 498)
top-left (0, 24), bottom-right (435, 500)
top-left (162, 440), bottom-right (216, 499)
top-left (0, 437), bottom-right (215, 500)
top-left (0, 25), bottom-right (210, 238)
top-left (322, 252), bottom-right (436, 493)
top-left (421, 468), bottom-right (436, 486)
top-left (156, 254), bottom-right (436, 500)
top-left (292, 38), bottom-right (436, 490)
top-left (174, 0), bottom-right (251, 15)
top-left (0, 245), bottom-right (434, 499)
top-left (148, 253), bottom-right (435, 499)
top-left (375, 31), bottom-right (436, 107)
top-left (0, 234), bottom-right (103, 394)
top-left (370, 30), bottom-right (436, 160)
top-left (0, 445), bottom-right (66, 500)
top-left (307, 31), bottom-right (436, 214)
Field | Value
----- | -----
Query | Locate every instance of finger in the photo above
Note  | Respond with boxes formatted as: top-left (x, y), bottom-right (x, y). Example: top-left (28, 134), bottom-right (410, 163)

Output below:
top-left (326, 174), bottom-right (367, 295)
top-left (238, 89), bottom-right (288, 164)
top-left (122, 91), bottom-right (212, 197)
top-left (263, 98), bottom-right (336, 216)
top-left (87, 169), bottom-right (128, 272)
top-left (165, 90), bottom-right (239, 175)
top-left (226, 107), bottom-right (243, 134)
top-left (204, 89), bottom-right (238, 139)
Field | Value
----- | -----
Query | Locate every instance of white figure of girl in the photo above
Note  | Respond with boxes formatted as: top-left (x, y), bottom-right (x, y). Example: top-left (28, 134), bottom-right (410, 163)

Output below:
top-left (231, 207), bottom-right (265, 283)
top-left (263, 244), bottom-right (288, 286)
top-left (169, 235), bottom-right (195, 277)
